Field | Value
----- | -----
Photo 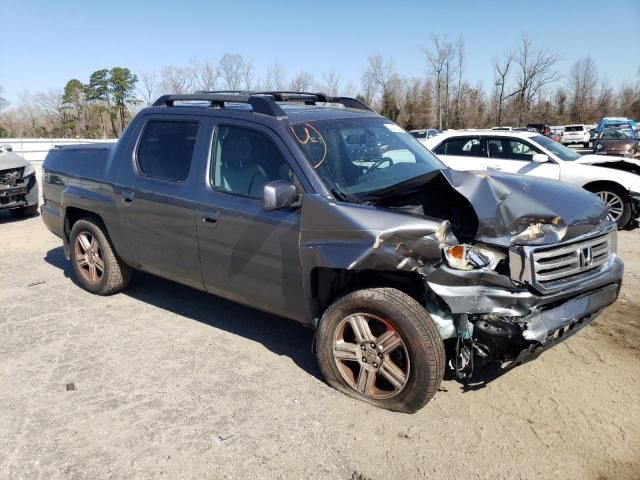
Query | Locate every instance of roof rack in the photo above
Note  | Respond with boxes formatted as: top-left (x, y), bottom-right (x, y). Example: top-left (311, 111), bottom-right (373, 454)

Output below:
top-left (195, 91), bottom-right (373, 112)
top-left (151, 91), bottom-right (373, 118)
top-left (151, 93), bottom-right (287, 118)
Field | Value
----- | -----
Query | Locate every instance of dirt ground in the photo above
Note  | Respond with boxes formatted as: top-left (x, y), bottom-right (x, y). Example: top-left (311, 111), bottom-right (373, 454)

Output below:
top-left (0, 203), bottom-right (639, 480)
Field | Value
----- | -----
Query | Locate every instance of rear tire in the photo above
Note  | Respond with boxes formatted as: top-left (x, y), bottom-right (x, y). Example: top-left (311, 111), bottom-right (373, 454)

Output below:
top-left (315, 288), bottom-right (445, 413)
top-left (69, 218), bottom-right (131, 295)
top-left (583, 142), bottom-right (589, 148)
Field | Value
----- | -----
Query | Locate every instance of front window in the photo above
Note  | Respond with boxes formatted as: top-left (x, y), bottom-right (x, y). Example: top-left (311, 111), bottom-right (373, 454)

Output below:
top-left (290, 118), bottom-right (443, 198)
top-left (531, 134), bottom-right (582, 161)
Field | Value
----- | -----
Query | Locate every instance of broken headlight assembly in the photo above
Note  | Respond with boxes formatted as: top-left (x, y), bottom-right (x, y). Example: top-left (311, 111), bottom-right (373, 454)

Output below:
top-left (442, 244), bottom-right (506, 271)
top-left (23, 164), bottom-right (36, 177)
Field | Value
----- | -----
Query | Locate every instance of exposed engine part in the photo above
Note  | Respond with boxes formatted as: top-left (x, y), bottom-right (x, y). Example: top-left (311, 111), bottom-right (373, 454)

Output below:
top-left (0, 168), bottom-right (23, 187)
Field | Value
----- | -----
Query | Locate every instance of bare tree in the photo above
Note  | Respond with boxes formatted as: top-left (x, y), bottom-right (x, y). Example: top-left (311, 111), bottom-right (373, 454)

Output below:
top-left (217, 54), bottom-right (253, 91)
top-left (318, 69), bottom-right (342, 95)
top-left (511, 37), bottom-right (560, 123)
top-left (289, 71), bottom-right (314, 91)
top-left (493, 53), bottom-right (514, 125)
top-left (264, 61), bottom-right (287, 90)
top-left (138, 71), bottom-right (158, 105)
top-left (453, 36), bottom-right (465, 127)
top-left (159, 65), bottom-right (196, 94)
top-left (194, 60), bottom-right (218, 91)
top-left (568, 55), bottom-right (598, 123)
top-left (421, 36), bottom-right (454, 129)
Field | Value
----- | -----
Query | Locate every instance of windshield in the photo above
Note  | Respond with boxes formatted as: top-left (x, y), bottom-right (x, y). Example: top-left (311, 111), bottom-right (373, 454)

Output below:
top-left (290, 117), bottom-right (444, 198)
top-left (564, 125), bottom-right (583, 132)
top-left (532, 134), bottom-right (582, 161)
top-left (601, 129), bottom-right (635, 140)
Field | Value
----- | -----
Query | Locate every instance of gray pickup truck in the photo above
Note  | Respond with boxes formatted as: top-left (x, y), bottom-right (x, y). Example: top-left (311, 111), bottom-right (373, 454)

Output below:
top-left (41, 92), bottom-right (623, 413)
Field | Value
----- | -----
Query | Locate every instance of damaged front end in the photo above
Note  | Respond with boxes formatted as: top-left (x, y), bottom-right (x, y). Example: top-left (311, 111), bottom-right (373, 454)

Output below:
top-left (301, 168), bottom-right (624, 380)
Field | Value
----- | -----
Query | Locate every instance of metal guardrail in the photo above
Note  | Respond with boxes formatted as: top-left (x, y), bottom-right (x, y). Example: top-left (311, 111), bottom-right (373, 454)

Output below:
top-left (0, 138), bottom-right (116, 164)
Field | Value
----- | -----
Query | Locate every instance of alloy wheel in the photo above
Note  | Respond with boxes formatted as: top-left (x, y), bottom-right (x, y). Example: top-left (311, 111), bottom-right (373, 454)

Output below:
top-left (597, 191), bottom-right (624, 222)
top-left (74, 232), bottom-right (105, 283)
top-left (333, 313), bottom-right (410, 400)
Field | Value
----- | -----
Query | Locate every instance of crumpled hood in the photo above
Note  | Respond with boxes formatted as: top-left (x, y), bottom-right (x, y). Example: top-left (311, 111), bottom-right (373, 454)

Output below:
top-left (573, 154), bottom-right (640, 168)
top-left (0, 150), bottom-right (30, 170)
top-left (440, 169), bottom-right (611, 246)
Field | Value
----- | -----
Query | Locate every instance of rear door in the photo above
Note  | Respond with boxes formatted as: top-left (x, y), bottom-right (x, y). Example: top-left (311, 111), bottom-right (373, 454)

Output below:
top-left (485, 136), bottom-right (560, 180)
top-left (431, 136), bottom-right (485, 171)
top-left (194, 119), bottom-right (307, 322)
top-left (114, 115), bottom-right (206, 290)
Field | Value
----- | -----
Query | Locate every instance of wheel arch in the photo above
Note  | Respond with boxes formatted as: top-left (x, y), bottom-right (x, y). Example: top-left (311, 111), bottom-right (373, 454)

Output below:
top-left (582, 180), bottom-right (629, 197)
top-left (309, 267), bottom-right (428, 322)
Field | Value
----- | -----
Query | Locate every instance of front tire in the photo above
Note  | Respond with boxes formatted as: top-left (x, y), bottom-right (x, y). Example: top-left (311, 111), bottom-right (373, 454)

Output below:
top-left (315, 288), bottom-right (445, 413)
top-left (591, 186), bottom-right (632, 228)
top-left (69, 218), bottom-right (131, 295)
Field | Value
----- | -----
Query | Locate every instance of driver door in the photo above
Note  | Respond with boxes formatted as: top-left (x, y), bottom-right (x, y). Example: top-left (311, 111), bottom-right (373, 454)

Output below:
top-left (194, 121), bottom-right (307, 322)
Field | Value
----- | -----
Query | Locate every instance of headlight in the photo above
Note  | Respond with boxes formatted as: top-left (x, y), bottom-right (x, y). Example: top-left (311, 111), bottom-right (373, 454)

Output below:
top-left (23, 164), bottom-right (35, 177)
top-left (442, 244), bottom-right (506, 271)
top-left (596, 144), bottom-right (603, 150)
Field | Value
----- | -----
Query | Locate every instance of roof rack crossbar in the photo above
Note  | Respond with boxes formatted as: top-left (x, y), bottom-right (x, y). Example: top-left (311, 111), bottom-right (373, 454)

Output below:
top-left (152, 90), bottom-right (373, 115)
top-left (151, 93), bottom-right (286, 117)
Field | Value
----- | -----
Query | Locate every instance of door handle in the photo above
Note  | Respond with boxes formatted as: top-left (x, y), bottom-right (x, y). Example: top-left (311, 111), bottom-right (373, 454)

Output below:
top-left (201, 210), bottom-right (219, 227)
top-left (487, 164), bottom-right (502, 170)
top-left (121, 190), bottom-right (134, 206)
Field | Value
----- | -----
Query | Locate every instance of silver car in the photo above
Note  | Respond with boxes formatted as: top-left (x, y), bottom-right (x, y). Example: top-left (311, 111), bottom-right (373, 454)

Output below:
top-left (0, 145), bottom-right (39, 217)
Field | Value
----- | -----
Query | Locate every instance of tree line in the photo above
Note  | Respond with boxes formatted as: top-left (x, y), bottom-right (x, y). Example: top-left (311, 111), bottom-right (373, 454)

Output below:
top-left (1, 35), bottom-right (639, 138)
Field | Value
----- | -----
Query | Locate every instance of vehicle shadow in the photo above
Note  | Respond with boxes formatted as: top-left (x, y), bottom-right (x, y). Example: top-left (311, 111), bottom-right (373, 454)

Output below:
top-left (0, 210), bottom-right (40, 225)
top-left (44, 246), bottom-right (322, 381)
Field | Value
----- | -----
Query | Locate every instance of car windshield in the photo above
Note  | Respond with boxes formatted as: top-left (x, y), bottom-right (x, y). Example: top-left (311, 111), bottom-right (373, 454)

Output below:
top-left (600, 129), bottom-right (633, 140)
top-left (532, 134), bottom-right (582, 161)
top-left (290, 117), bottom-right (444, 198)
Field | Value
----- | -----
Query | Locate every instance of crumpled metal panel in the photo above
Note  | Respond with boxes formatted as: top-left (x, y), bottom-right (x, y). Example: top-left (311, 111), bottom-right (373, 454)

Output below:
top-left (521, 284), bottom-right (619, 343)
top-left (439, 169), bottom-right (609, 246)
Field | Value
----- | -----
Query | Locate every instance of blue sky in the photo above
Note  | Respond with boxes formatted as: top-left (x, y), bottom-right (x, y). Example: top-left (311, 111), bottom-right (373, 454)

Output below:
top-left (1, 0), bottom-right (639, 103)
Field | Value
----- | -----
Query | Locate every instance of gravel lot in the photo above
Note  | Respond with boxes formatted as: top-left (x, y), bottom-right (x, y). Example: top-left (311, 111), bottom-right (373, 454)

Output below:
top-left (1, 184), bottom-right (639, 480)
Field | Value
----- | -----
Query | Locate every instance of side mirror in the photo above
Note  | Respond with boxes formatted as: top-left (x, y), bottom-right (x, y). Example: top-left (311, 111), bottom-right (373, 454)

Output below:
top-left (263, 180), bottom-right (298, 211)
top-left (1, 144), bottom-right (12, 152)
top-left (532, 153), bottom-right (548, 163)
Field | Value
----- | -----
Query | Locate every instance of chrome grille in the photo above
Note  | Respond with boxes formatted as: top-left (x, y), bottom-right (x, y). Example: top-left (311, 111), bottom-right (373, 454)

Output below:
top-left (510, 229), bottom-right (616, 292)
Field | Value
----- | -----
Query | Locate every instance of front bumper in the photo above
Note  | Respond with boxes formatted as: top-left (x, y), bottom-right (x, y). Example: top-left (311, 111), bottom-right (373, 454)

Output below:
top-left (0, 175), bottom-right (39, 211)
top-left (425, 257), bottom-right (623, 363)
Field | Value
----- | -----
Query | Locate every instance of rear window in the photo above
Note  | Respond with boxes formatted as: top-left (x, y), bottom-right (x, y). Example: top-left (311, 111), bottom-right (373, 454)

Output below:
top-left (564, 126), bottom-right (584, 132)
top-left (136, 121), bottom-right (199, 182)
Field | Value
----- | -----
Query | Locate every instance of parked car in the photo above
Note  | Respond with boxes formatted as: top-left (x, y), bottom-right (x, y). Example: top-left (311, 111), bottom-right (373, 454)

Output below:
top-left (592, 117), bottom-right (638, 142)
top-left (424, 130), bottom-right (640, 228)
top-left (594, 128), bottom-right (638, 157)
top-left (409, 128), bottom-right (440, 139)
top-left (41, 92), bottom-right (623, 413)
top-left (562, 124), bottom-right (591, 147)
top-left (0, 144), bottom-right (39, 218)
top-left (526, 123), bottom-right (552, 136)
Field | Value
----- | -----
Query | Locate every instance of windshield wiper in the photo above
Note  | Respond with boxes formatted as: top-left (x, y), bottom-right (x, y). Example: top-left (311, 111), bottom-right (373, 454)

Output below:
top-left (329, 187), bottom-right (364, 205)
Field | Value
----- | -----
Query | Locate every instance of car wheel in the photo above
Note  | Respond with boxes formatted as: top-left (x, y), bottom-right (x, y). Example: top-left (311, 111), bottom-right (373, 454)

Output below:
top-left (583, 142), bottom-right (589, 148)
top-left (69, 218), bottom-right (132, 295)
top-left (593, 187), bottom-right (632, 228)
top-left (315, 288), bottom-right (445, 413)
top-left (9, 204), bottom-right (38, 218)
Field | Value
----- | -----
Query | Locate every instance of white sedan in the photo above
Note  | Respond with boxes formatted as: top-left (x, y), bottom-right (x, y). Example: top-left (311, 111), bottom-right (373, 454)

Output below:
top-left (423, 130), bottom-right (640, 228)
